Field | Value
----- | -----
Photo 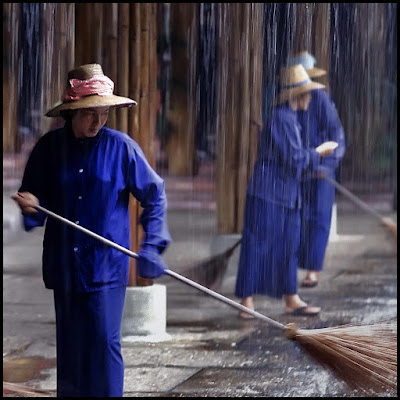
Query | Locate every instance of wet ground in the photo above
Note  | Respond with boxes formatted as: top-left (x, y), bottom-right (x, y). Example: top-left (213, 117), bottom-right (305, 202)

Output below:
top-left (3, 163), bottom-right (397, 397)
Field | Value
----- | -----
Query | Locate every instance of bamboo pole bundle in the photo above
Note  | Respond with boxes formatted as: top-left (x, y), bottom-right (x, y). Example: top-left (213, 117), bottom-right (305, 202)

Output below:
top-left (75, 4), bottom-right (94, 65)
top-left (312, 4), bottom-right (330, 88)
top-left (165, 4), bottom-right (197, 176)
top-left (236, 3), bottom-right (251, 232)
top-left (2, 3), bottom-right (19, 152)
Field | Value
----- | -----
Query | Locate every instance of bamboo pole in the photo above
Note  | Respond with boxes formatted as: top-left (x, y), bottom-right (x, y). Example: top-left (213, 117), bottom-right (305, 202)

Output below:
top-left (139, 4), bottom-right (150, 154)
top-left (126, 4), bottom-right (141, 285)
top-left (148, 3), bottom-right (158, 167)
top-left (116, 3), bottom-right (130, 134)
top-left (216, 3), bottom-right (231, 232)
top-left (127, 3), bottom-right (142, 287)
top-left (103, 3), bottom-right (118, 130)
top-left (128, 3), bottom-right (141, 141)
top-left (135, 3), bottom-right (153, 286)
top-left (2, 3), bottom-right (19, 152)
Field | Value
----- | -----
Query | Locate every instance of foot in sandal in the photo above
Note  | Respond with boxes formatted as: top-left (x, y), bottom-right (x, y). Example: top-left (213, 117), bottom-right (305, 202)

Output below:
top-left (301, 271), bottom-right (319, 288)
top-left (284, 294), bottom-right (321, 316)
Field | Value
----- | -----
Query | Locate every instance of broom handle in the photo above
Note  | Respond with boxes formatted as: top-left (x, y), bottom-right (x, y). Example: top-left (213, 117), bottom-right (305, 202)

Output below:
top-left (34, 204), bottom-right (286, 331)
top-left (165, 269), bottom-right (285, 330)
top-left (324, 175), bottom-right (388, 221)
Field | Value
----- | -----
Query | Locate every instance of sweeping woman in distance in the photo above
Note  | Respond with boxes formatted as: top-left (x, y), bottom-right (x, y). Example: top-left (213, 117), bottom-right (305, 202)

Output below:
top-left (12, 63), bottom-right (172, 397)
top-left (235, 63), bottom-right (337, 318)
top-left (287, 51), bottom-right (346, 289)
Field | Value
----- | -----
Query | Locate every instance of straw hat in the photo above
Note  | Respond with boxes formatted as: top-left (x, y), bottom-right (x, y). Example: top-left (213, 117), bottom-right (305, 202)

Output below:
top-left (45, 63), bottom-right (137, 117)
top-left (275, 64), bottom-right (325, 105)
top-left (286, 51), bottom-right (327, 78)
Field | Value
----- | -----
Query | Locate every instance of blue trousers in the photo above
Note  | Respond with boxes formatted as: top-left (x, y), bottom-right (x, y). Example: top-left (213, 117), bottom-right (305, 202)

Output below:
top-left (235, 196), bottom-right (300, 299)
top-left (54, 286), bottom-right (126, 397)
top-left (299, 174), bottom-right (335, 272)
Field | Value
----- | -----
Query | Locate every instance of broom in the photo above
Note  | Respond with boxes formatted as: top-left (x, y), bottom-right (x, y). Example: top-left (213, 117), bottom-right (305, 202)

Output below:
top-left (324, 175), bottom-right (397, 239)
top-left (30, 204), bottom-right (397, 394)
top-left (180, 237), bottom-right (242, 290)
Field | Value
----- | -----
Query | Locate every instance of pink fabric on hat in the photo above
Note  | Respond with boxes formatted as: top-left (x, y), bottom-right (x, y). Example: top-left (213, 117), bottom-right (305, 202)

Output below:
top-left (62, 75), bottom-right (114, 101)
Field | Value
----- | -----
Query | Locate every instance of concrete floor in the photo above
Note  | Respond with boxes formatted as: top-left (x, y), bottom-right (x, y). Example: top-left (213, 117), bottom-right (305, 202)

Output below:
top-left (3, 158), bottom-right (397, 397)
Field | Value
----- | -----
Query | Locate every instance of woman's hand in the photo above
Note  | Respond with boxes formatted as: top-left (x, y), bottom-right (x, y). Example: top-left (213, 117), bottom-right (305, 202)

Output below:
top-left (315, 141), bottom-right (338, 157)
top-left (11, 192), bottom-right (39, 214)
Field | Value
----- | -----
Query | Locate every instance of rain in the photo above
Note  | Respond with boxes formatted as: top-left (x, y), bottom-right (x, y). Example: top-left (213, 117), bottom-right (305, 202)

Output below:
top-left (3, 3), bottom-right (397, 397)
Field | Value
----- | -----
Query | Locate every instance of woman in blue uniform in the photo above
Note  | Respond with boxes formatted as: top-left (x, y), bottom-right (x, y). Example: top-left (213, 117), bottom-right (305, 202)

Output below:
top-left (12, 63), bottom-right (171, 397)
top-left (287, 52), bottom-right (346, 288)
top-left (235, 64), bottom-right (337, 318)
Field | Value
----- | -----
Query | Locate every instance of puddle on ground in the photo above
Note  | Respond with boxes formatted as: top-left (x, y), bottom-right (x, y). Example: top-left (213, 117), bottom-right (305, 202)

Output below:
top-left (3, 356), bottom-right (56, 383)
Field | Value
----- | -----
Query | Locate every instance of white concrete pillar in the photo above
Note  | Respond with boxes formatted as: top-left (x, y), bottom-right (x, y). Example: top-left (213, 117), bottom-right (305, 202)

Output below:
top-left (329, 202), bottom-right (339, 242)
top-left (121, 284), bottom-right (171, 343)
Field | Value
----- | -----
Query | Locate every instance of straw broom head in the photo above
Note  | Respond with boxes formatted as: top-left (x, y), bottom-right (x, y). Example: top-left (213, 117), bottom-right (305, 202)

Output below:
top-left (284, 321), bottom-right (397, 395)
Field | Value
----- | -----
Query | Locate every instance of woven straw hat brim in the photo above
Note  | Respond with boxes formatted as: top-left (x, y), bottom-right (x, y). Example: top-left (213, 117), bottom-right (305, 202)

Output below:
top-left (306, 67), bottom-right (327, 78)
top-left (45, 94), bottom-right (137, 117)
top-left (275, 81), bottom-right (325, 105)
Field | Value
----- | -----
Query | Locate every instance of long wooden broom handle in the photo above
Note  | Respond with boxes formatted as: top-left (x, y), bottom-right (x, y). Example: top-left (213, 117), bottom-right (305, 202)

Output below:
top-left (324, 175), bottom-right (390, 222)
top-left (34, 204), bottom-right (286, 331)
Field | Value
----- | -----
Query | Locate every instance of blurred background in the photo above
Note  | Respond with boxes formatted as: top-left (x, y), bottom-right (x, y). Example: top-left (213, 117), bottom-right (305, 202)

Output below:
top-left (3, 2), bottom-right (397, 240)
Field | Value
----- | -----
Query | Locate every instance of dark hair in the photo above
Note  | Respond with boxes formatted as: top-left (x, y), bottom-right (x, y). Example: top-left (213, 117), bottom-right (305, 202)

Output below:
top-left (59, 109), bottom-right (78, 123)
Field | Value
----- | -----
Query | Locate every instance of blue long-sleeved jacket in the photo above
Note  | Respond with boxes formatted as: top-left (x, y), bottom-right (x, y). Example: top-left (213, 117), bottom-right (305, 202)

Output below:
top-left (297, 89), bottom-right (346, 175)
top-left (19, 126), bottom-right (171, 292)
top-left (246, 103), bottom-right (321, 209)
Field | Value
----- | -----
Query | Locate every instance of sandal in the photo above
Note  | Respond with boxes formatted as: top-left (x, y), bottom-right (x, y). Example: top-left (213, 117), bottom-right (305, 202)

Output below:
top-left (285, 305), bottom-right (321, 316)
top-left (301, 278), bottom-right (318, 288)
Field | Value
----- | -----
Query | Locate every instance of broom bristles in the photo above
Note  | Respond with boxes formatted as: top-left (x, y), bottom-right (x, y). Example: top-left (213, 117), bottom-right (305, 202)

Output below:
top-left (285, 322), bottom-right (397, 394)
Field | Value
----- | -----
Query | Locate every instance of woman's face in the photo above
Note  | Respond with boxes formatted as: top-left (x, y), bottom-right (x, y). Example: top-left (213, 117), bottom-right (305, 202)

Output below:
top-left (71, 106), bottom-right (110, 138)
top-left (297, 92), bottom-right (312, 111)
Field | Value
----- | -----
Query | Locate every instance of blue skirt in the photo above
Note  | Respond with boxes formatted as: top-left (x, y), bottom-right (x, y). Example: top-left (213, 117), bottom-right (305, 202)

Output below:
top-left (235, 196), bottom-right (300, 299)
top-left (54, 286), bottom-right (126, 397)
top-left (299, 174), bottom-right (335, 271)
